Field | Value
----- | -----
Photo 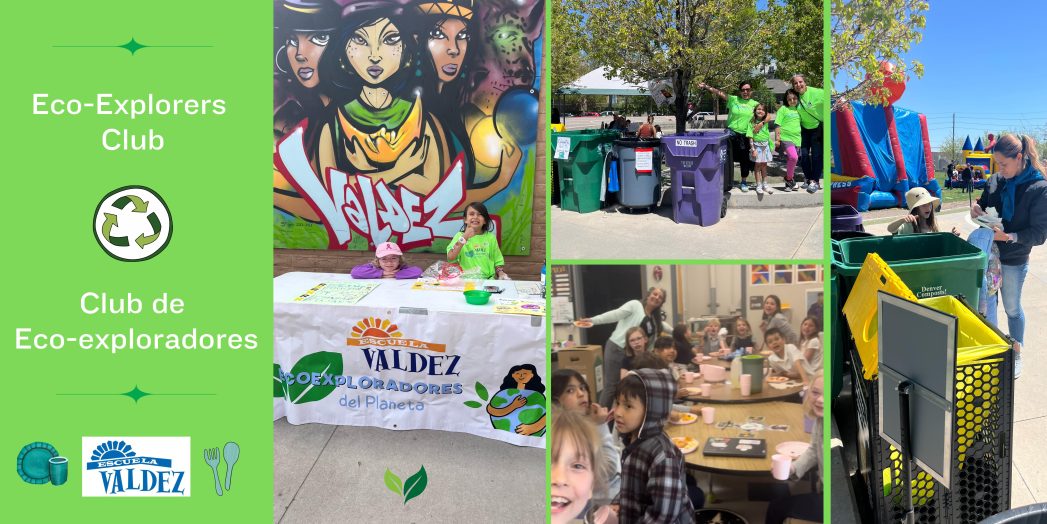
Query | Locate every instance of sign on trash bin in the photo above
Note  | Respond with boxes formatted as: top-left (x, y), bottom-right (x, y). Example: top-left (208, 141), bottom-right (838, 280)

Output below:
top-left (554, 137), bottom-right (571, 160)
top-left (635, 148), bottom-right (653, 173)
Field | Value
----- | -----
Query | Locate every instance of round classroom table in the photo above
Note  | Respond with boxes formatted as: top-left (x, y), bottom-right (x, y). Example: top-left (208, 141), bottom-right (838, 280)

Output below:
top-left (665, 401), bottom-right (811, 476)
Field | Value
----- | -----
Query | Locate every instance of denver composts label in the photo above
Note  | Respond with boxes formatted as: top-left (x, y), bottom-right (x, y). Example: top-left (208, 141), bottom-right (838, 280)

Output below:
top-left (82, 437), bottom-right (190, 497)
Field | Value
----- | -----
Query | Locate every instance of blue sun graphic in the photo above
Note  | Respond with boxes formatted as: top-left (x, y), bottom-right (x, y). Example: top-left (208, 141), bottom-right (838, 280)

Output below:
top-left (91, 440), bottom-right (136, 461)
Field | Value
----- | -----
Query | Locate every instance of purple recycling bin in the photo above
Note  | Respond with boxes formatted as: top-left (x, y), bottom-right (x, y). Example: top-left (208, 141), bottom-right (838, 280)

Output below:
top-left (661, 131), bottom-right (730, 226)
top-left (831, 204), bottom-right (864, 232)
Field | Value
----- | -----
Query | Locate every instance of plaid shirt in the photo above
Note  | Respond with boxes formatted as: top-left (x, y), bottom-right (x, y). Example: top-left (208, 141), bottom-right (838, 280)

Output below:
top-left (615, 369), bottom-right (695, 523)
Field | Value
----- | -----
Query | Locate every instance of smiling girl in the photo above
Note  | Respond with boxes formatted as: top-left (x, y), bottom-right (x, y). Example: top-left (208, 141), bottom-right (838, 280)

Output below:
top-left (446, 201), bottom-right (507, 279)
top-left (551, 409), bottom-right (604, 524)
top-left (350, 242), bottom-right (422, 279)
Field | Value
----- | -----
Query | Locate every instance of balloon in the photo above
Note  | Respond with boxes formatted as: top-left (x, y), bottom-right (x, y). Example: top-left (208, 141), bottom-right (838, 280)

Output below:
top-left (493, 87), bottom-right (539, 145)
top-left (866, 61), bottom-right (906, 105)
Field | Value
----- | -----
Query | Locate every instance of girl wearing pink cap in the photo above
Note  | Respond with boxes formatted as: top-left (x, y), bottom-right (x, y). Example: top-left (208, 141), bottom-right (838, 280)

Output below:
top-left (351, 242), bottom-right (422, 279)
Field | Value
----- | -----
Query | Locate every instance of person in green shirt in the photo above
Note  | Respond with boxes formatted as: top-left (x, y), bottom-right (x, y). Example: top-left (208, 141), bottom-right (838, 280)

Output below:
top-left (747, 103), bottom-right (776, 194)
top-left (446, 201), bottom-right (508, 280)
top-left (699, 80), bottom-right (765, 192)
top-left (774, 89), bottom-right (803, 191)
top-left (791, 74), bottom-right (824, 193)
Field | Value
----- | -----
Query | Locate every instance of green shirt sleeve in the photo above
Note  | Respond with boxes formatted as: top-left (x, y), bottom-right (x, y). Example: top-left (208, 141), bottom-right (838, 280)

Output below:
top-left (447, 231), bottom-right (463, 256)
top-left (488, 234), bottom-right (505, 269)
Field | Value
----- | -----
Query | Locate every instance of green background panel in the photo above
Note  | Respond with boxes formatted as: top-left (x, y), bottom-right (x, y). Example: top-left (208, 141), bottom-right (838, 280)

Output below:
top-left (4, 0), bottom-right (272, 520)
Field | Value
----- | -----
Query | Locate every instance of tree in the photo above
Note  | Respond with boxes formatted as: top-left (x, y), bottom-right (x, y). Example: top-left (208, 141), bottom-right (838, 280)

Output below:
top-left (831, 0), bottom-right (927, 110)
top-left (939, 136), bottom-right (963, 165)
top-left (552, 2), bottom-right (586, 91)
top-left (768, 0), bottom-right (824, 86)
top-left (565, 0), bottom-right (775, 134)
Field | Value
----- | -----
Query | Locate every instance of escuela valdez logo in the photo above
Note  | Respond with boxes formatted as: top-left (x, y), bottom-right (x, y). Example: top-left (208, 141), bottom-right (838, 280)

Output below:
top-left (82, 437), bottom-right (190, 497)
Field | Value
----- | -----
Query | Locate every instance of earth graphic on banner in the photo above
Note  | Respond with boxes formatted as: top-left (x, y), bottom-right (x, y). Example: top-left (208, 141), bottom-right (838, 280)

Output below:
top-left (489, 389), bottom-right (547, 437)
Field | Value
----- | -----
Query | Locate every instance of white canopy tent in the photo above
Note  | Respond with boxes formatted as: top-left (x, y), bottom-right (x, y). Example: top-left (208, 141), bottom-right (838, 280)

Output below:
top-left (560, 67), bottom-right (648, 96)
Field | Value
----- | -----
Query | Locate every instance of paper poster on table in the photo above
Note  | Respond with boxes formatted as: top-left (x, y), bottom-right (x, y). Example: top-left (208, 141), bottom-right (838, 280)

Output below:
top-left (274, 307), bottom-right (546, 448)
top-left (635, 148), bottom-right (653, 173)
top-left (272, 0), bottom-right (543, 256)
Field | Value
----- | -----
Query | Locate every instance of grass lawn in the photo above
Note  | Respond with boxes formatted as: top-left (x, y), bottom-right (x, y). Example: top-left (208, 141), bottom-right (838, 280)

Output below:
top-left (934, 170), bottom-right (982, 205)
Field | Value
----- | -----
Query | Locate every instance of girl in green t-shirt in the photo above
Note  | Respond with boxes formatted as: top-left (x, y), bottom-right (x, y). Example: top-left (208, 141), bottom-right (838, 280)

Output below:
top-left (747, 103), bottom-right (775, 194)
top-left (774, 89), bottom-right (803, 191)
top-left (446, 201), bottom-right (508, 280)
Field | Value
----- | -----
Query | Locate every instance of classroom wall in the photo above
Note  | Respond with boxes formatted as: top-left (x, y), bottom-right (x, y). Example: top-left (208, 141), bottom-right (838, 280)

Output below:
top-left (675, 265), bottom-right (745, 322)
top-left (742, 266), bottom-right (822, 345)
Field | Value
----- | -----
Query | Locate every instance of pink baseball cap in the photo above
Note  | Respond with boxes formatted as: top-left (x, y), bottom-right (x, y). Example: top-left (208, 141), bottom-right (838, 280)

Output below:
top-left (375, 242), bottom-right (403, 258)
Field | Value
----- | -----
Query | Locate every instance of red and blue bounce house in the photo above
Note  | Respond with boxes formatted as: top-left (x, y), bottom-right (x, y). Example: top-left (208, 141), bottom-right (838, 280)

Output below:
top-left (831, 100), bottom-right (942, 211)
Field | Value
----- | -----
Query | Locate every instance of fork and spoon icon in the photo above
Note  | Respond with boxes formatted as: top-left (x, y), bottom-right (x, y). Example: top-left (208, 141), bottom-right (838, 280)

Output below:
top-left (203, 442), bottom-right (240, 496)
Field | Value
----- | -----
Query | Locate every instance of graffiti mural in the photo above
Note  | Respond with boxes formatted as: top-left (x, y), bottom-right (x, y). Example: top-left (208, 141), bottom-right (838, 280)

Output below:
top-left (273, 0), bottom-right (543, 254)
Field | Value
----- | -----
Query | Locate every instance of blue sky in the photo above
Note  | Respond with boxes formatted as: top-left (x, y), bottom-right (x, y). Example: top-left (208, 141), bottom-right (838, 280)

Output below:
top-left (833, 0), bottom-right (1047, 151)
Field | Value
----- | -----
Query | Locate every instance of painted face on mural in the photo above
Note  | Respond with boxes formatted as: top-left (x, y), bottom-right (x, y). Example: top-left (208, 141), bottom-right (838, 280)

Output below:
top-left (512, 368), bottom-right (534, 386)
top-left (487, 12), bottom-right (535, 87)
top-left (286, 32), bottom-right (330, 88)
top-left (428, 17), bottom-right (469, 84)
top-left (346, 18), bottom-right (404, 86)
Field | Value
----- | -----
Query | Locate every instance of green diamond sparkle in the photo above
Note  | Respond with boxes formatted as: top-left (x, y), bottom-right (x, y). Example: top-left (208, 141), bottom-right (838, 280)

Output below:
top-left (118, 38), bottom-right (148, 55)
top-left (121, 385), bottom-right (152, 403)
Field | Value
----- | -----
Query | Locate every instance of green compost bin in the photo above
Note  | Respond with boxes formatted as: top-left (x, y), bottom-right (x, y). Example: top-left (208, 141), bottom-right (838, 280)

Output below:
top-left (832, 232), bottom-right (986, 307)
top-left (551, 129), bottom-right (618, 213)
top-left (831, 232), bottom-right (986, 399)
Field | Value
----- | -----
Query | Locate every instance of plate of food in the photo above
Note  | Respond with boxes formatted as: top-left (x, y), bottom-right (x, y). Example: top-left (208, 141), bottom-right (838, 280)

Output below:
top-left (760, 350), bottom-right (773, 357)
top-left (573, 320), bottom-right (594, 328)
top-left (672, 436), bottom-right (700, 454)
top-left (775, 441), bottom-right (811, 459)
top-left (767, 376), bottom-right (790, 384)
top-left (670, 412), bottom-right (699, 425)
top-left (679, 387), bottom-right (703, 397)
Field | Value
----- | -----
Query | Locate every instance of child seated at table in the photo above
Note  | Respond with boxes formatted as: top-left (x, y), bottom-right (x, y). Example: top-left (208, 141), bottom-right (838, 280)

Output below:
top-left (350, 242), bottom-right (422, 280)
top-left (765, 327), bottom-right (810, 385)
top-left (552, 369), bottom-right (621, 501)
top-left (716, 318), bottom-right (755, 361)
top-left (445, 202), bottom-right (509, 280)
top-left (798, 316), bottom-right (823, 377)
top-left (611, 369), bottom-right (696, 523)
top-left (765, 375), bottom-right (824, 524)
top-left (700, 318), bottom-right (727, 355)
top-left (551, 408), bottom-right (605, 524)
top-left (652, 336), bottom-right (686, 380)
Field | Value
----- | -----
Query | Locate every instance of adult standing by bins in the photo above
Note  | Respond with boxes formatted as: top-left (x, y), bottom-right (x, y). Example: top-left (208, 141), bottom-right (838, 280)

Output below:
top-left (698, 80), bottom-right (761, 192)
top-left (971, 134), bottom-right (1047, 378)
top-left (790, 74), bottom-right (824, 193)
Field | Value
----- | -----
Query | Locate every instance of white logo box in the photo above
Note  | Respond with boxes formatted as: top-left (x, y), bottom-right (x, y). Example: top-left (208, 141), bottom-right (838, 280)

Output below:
top-left (82, 436), bottom-right (191, 497)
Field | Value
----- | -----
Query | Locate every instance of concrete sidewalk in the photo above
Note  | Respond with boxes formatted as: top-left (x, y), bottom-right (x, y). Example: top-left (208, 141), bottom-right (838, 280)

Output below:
top-left (863, 207), bottom-right (1047, 506)
top-left (274, 420), bottom-right (545, 522)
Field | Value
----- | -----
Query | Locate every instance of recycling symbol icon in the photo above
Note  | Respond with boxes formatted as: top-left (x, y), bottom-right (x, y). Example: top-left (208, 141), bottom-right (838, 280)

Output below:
top-left (93, 186), bottom-right (172, 261)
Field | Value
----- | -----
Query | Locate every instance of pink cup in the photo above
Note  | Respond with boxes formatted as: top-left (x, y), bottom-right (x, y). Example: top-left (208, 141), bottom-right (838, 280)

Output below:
top-left (701, 406), bottom-right (715, 424)
top-left (700, 383), bottom-right (712, 396)
top-left (740, 374), bottom-right (752, 396)
top-left (684, 372), bottom-right (697, 384)
top-left (771, 454), bottom-right (792, 480)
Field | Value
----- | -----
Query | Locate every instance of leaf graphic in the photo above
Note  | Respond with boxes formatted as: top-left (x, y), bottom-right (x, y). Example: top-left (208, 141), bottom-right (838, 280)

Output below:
top-left (287, 352), bottom-right (344, 404)
top-left (273, 364), bottom-right (287, 398)
top-left (403, 466), bottom-right (428, 505)
top-left (463, 400), bottom-right (482, 408)
top-left (475, 381), bottom-right (489, 401)
top-left (383, 469), bottom-right (403, 496)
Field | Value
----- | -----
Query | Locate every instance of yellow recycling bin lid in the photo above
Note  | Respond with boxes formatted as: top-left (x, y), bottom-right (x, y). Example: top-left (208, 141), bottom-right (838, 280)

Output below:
top-left (842, 252), bottom-right (917, 380)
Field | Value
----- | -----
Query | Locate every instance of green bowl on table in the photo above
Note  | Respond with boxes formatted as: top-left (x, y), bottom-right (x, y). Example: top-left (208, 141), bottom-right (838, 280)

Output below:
top-left (463, 290), bottom-right (491, 305)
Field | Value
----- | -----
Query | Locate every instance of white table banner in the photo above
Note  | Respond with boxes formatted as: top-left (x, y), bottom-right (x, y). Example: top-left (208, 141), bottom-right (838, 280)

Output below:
top-left (274, 301), bottom-right (546, 448)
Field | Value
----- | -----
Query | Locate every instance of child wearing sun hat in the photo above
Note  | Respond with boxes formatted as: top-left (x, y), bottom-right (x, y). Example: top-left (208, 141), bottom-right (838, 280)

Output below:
top-left (350, 242), bottom-right (422, 279)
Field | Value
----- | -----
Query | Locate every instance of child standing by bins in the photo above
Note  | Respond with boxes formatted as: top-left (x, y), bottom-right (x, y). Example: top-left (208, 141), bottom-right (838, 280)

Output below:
top-left (774, 89), bottom-right (803, 191)
top-left (748, 103), bottom-right (775, 195)
top-left (611, 368), bottom-right (695, 523)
